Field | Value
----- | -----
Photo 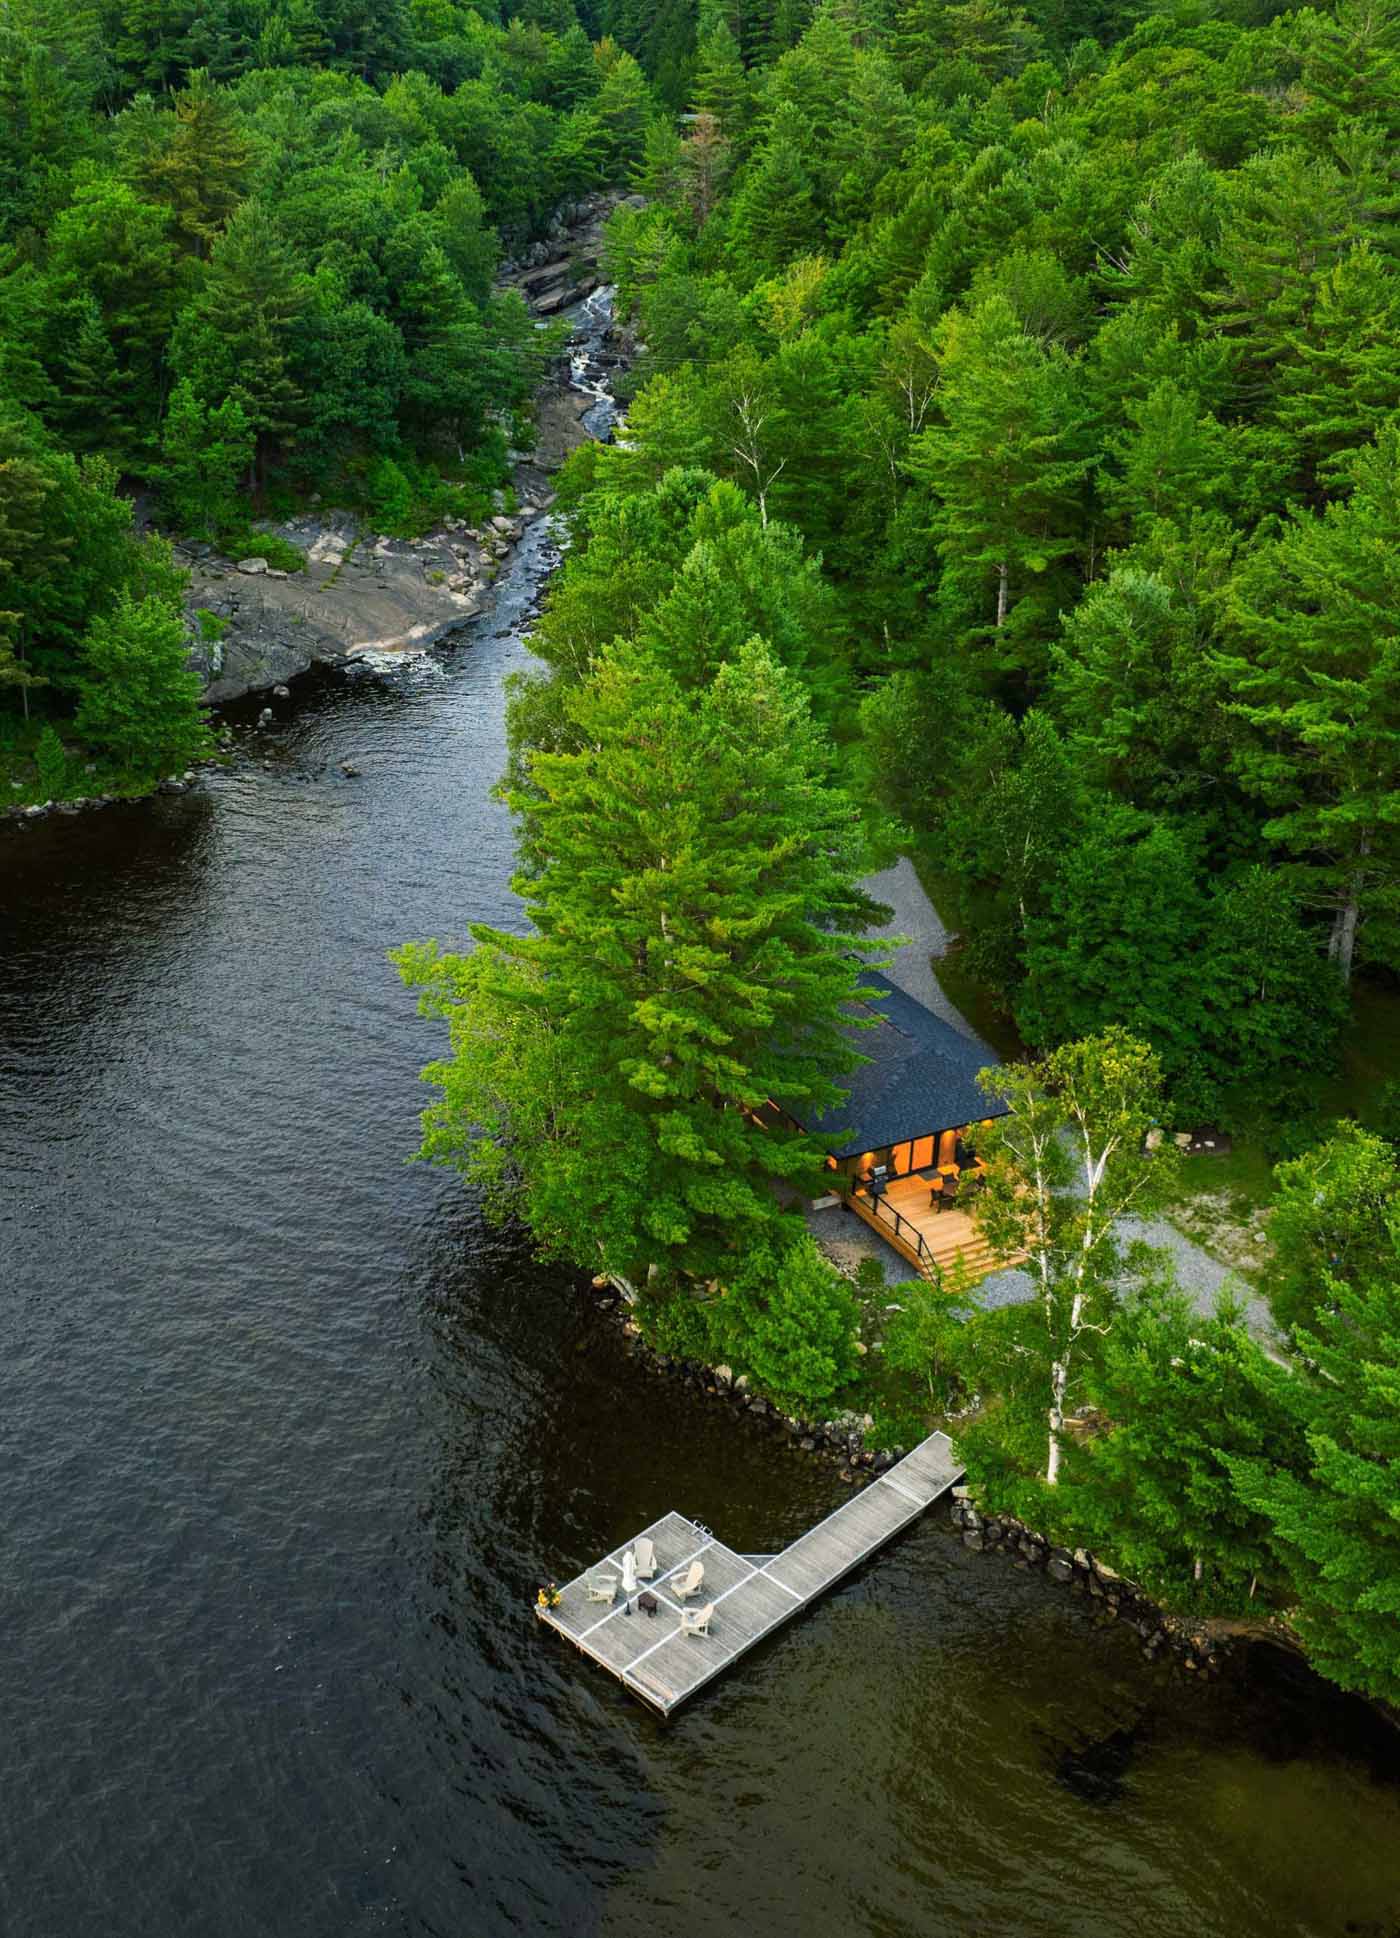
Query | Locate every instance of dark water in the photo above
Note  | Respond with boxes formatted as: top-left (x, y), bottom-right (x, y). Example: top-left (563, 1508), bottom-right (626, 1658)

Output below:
top-left (3, 325), bottom-right (1400, 1938)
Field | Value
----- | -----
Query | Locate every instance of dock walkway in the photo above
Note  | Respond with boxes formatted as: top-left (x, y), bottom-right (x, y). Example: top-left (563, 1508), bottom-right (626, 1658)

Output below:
top-left (536, 1430), bottom-right (963, 1714)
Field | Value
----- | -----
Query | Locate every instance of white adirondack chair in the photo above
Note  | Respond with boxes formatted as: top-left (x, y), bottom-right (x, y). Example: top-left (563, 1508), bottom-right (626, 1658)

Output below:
top-left (671, 1559), bottom-right (705, 1602)
top-left (680, 1602), bottom-right (714, 1638)
top-left (586, 1569), bottom-right (618, 1603)
top-left (633, 1537), bottom-right (656, 1580)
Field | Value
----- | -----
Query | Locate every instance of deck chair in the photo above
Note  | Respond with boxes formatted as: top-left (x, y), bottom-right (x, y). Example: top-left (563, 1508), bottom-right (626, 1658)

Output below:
top-left (680, 1602), bottom-right (714, 1638)
top-left (670, 1559), bottom-right (705, 1601)
top-left (585, 1569), bottom-right (618, 1603)
top-left (633, 1537), bottom-right (656, 1579)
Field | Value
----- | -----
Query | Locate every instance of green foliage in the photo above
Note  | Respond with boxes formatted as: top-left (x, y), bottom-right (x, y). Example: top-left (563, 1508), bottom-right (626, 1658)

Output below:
top-left (33, 721), bottom-right (72, 799)
top-left (156, 379), bottom-right (253, 539)
top-left (637, 1282), bottom-right (718, 1361)
top-left (357, 454), bottom-right (485, 538)
top-left (1232, 1218), bottom-right (1400, 1706)
top-left (0, 2), bottom-right (657, 566)
top-left (398, 632), bottom-right (879, 1283)
top-left (1261, 1122), bottom-right (1400, 1337)
top-left (966, 1030), bottom-right (1180, 1490)
top-left (1070, 1287), bottom-right (1298, 1611)
top-left (708, 1231), bottom-right (860, 1409)
top-left (1018, 821), bottom-right (1346, 1123)
top-left (73, 592), bottom-right (212, 775)
top-left (1221, 424), bottom-right (1400, 986)
top-left (907, 295), bottom-right (1095, 689)
top-left (881, 1272), bottom-right (969, 1409)
top-left (218, 529), bottom-right (305, 574)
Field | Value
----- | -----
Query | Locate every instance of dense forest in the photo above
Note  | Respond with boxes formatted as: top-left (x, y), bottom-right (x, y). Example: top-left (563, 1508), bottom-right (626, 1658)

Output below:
top-left (0, 0), bottom-right (662, 785)
top-left (6, 0), bottom-right (1399, 1705)
top-left (394, 0), bottom-right (1400, 1708)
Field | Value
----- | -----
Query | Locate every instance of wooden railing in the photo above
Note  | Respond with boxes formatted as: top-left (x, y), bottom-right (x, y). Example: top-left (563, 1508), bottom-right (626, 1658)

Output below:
top-left (853, 1187), bottom-right (936, 1270)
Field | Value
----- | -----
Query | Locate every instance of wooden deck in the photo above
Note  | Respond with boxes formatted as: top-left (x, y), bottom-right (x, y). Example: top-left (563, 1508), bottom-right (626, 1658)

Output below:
top-left (536, 1430), bottom-right (962, 1715)
top-left (848, 1172), bottom-right (1014, 1281)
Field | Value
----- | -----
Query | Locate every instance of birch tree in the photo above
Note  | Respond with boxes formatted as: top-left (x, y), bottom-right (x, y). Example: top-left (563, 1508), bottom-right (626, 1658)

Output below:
top-left (970, 1031), bottom-right (1179, 1488)
top-left (724, 361), bottom-right (787, 528)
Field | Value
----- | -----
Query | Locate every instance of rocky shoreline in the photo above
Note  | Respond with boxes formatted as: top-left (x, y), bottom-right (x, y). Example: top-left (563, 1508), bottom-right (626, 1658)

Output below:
top-left (6, 192), bottom-right (630, 830)
top-left (593, 1274), bottom-right (1234, 1681)
top-left (183, 190), bottom-right (631, 706)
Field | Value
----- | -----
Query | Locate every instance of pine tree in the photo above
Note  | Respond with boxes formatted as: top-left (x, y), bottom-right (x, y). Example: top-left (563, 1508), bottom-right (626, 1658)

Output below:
top-left (592, 48), bottom-right (652, 174)
top-left (1209, 148), bottom-right (1360, 405)
top-left (1293, 0), bottom-right (1400, 139)
top-left (122, 68), bottom-right (252, 258)
top-left (728, 132), bottom-right (822, 274)
top-left (0, 424), bottom-right (55, 720)
top-left (396, 636), bottom-right (877, 1282)
top-left (892, 0), bottom-right (949, 90)
top-left (1102, 377), bottom-right (1238, 537)
top-left (174, 201), bottom-right (308, 490)
top-left (692, 20), bottom-right (753, 148)
top-left (1051, 557), bottom-right (1233, 809)
top-left (45, 176), bottom-right (181, 456)
top-left (1221, 424), bottom-right (1400, 984)
top-left (55, 297), bottom-right (138, 463)
top-left (680, 111), bottom-right (731, 227)
top-left (155, 378), bottom-right (253, 539)
top-left (1232, 1225), bottom-right (1400, 1706)
top-left (1271, 244), bottom-right (1400, 500)
top-left (907, 295), bottom-right (1094, 676)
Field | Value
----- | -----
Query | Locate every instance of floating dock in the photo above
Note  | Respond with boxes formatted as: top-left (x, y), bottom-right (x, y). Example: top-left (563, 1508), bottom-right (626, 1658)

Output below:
top-left (536, 1430), bottom-right (963, 1714)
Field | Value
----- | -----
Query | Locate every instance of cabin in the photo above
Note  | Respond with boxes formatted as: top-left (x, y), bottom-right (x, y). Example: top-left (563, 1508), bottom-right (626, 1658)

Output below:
top-left (783, 971), bottom-right (1012, 1283)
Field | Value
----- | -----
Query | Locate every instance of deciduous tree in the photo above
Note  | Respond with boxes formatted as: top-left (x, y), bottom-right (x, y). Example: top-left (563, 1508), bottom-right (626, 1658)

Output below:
top-left (970, 1031), bottom-right (1179, 1491)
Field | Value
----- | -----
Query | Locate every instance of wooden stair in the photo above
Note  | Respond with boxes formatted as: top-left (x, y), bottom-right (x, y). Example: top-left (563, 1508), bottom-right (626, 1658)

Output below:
top-left (846, 1177), bottom-right (1024, 1287)
top-left (917, 1227), bottom-right (1007, 1285)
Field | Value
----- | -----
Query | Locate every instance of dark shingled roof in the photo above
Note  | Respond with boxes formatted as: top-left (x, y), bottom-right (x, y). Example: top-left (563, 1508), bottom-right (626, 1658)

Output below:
top-left (802, 970), bottom-right (1007, 1159)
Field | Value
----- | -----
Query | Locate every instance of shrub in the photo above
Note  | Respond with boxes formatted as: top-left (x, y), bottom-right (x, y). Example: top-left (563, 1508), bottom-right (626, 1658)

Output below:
top-left (222, 530), bottom-right (305, 573)
top-left (709, 1231), bottom-right (859, 1409)
top-left (882, 1272), bottom-right (971, 1411)
top-left (73, 593), bottom-right (212, 777)
top-left (637, 1284), bottom-right (716, 1361)
top-left (34, 723), bottom-right (72, 800)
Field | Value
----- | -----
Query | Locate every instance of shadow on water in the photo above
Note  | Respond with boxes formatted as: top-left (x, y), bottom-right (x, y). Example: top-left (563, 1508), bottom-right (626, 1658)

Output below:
top-left (1053, 1718), bottom-right (1145, 1807)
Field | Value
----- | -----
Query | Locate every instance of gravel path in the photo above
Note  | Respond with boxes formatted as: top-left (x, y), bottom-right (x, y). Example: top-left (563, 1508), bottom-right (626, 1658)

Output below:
top-left (861, 857), bottom-right (978, 1037)
top-left (1123, 1216), bottom-right (1276, 1338)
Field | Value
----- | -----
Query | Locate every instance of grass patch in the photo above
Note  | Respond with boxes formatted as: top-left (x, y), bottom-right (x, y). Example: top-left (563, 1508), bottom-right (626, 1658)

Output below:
top-left (1161, 1140), bottom-right (1278, 1279)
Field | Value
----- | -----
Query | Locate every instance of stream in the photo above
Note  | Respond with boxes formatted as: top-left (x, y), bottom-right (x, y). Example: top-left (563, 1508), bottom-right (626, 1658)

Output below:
top-left (2, 295), bottom-right (1400, 1938)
